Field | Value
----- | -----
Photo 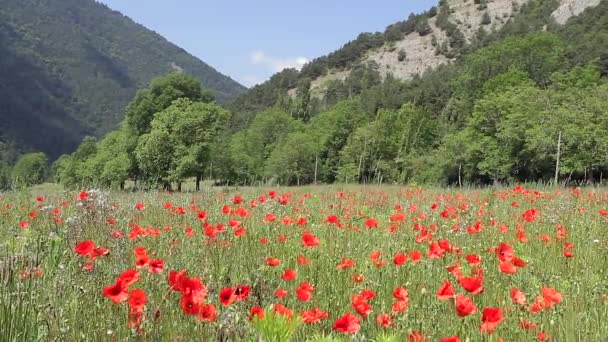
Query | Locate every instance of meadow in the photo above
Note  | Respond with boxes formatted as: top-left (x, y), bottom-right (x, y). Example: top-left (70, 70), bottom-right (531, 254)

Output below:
top-left (1, 184), bottom-right (607, 341)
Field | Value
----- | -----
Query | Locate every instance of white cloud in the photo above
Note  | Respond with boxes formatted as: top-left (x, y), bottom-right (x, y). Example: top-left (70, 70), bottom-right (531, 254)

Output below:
top-left (250, 50), bottom-right (309, 72)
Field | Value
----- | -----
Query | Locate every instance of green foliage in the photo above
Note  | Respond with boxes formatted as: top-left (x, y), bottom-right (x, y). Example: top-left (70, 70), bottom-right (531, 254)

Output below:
top-left (0, 161), bottom-right (12, 190)
top-left (125, 73), bottom-right (208, 136)
top-left (251, 309), bottom-right (302, 342)
top-left (11, 152), bottom-right (48, 186)
top-left (135, 99), bottom-right (230, 188)
top-left (0, 0), bottom-right (244, 160)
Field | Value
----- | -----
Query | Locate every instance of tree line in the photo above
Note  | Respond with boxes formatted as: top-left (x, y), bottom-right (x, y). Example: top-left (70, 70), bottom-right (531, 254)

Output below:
top-left (3, 0), bottom-right (608, 190)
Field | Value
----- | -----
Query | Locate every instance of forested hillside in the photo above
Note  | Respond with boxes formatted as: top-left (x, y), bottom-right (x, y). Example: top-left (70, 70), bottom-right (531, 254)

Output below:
top-left (0, 0), bottom-right (245, 162)
top-left (28, 0), bottom-right (608, 190)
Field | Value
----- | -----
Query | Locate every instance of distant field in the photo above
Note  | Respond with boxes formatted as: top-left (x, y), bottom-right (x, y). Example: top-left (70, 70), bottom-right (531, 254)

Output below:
top-left (1, 185), bottom-right (607, 341)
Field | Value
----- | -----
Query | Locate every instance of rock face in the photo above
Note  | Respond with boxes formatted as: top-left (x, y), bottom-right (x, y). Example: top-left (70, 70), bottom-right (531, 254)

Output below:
top-left (301, 0), bottom-right (602, 97)
top-left (552, 0), bottom-right (602, 24)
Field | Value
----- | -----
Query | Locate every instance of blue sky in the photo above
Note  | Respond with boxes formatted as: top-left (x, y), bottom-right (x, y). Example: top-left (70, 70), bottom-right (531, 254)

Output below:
top-left (98, 1), bottom-right (438, 87)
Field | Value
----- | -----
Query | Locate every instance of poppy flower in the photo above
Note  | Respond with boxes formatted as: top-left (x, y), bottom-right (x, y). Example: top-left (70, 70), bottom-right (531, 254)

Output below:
top-left (541, 287), bottom-right (562, 306)
top-left (333, 312), bottom-right (360, 333)
top-left (128, 289), bottom-right (147, 311)
top-left (296, 282), bottom-right (314, 302)
top-left (74, 240), bottom-right (95, 257)
top-left (297, 255), bottom-right (310, 266)
top-left (459, 277), bottom-right (484, 295)
top-left (266, 257), bottom-right (281, 267)
top-left (455, 294), bottom-right (477, 317)
top-left (392, 300), bottom-right (409, 313)
top-left (219, 287), bottom-right (237, 306)
top-left (118, 269), bottom-right (140, 288)
top-left (440, 337), bottom-right (460, 342)
top-left (364, 218), bottom-right (378, 229)
top-left (394, 253), bottom-right (408, 266)
top-left (199, 304), bottom-right (217, 322)
top-left (376, 313), bottom-right (392, 327)
top-left (499, 261), bottom-right (517, 274)
top-left (437, 281), bottom-right (455, 301)
top-left (273, 304), bottom-right (293, 318)
top-left (337, 258), bottom-right (355, 270)
top-left (301, 231), bottom-right (320, 247)
top-left (102, 281), bottom-right (129, 303)
top-left (480, 307), bottom-right (504, 333)
top-left (281, 269), bottom-right (297, 281)
top-left (510, 288), bottom-right (527, 305)
top-left (275, 288), bottom-right (288, 299)
top-left (250, 306), bottom-right (265, 321)
top-left (393, 287), bottom-right (409, 301)
top-left (149, 259), bottom-right (164, 273)
top-left (235, 285), bottom-right (250, 300)
top-left (465, 254), bottom-right (481, 266)
top-left (301, 307), bottom-right (329, 324)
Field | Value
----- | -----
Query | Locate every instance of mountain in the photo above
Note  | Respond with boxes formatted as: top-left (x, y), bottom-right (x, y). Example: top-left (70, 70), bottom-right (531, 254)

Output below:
top-left (228, 0), bottom-right (603, 128)
top-left (0, 0), bottom-right (246, 161)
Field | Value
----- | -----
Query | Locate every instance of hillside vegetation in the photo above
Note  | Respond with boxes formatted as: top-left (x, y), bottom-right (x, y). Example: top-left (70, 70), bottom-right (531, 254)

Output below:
top-left (0, 0), bottom-right (245, 161)
top-left (4, 0), bottom-right (607, 191)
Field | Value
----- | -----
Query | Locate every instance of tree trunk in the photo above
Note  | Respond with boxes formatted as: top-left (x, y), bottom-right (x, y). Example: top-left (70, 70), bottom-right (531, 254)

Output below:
top-left (120, 181), bottom-right (125, 191)
top-left (177, 182), bottom-right (182, 192)
top-left (196, 175), bottom-right (201, 191)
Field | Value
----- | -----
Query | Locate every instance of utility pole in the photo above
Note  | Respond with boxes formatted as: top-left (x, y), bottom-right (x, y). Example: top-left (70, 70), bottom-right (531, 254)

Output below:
top-left (554, 130), bottom-right (562, 186)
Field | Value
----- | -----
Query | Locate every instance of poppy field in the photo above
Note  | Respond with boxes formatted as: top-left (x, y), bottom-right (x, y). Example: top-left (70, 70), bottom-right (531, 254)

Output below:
top-left (2, 185), bottom-right (608, 341)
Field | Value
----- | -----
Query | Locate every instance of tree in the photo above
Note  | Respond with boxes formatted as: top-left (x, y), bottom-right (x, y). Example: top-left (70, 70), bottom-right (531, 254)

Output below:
top-left (135, 98), bottom-right (230, 190)
top-left (265, 132), bottom-right (322, 185)
top-left (11, 152), bottom-right (48, 186)
top-left (0, 161), bottom-right (11, 190)
top-left (125, 73), bottom-right (206, 137)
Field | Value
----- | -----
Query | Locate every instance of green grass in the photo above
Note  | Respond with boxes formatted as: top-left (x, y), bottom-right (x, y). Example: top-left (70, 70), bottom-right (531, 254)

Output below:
top-left (1, 185), bottom-right (607, 341)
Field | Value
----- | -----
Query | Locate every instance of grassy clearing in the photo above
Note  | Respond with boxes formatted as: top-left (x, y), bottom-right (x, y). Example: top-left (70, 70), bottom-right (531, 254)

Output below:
top-left (1, 185), bottom-right (607, 341)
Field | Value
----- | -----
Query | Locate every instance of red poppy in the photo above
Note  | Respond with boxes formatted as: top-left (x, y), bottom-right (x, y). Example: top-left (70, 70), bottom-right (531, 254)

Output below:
top-left (459, 277), bottom-right (484, 295)
top-left (496, 242), bottom-right (514, 262)
top-left (440, 337), bottom-right (460, 342)
top-left (235, 285), bottom-right (250, 300)
top-left (219, 287), bottom-right (237, 306)
top-left (301, 307), bottom-right (329, 324)
top-left (301, 231), bottom-right (320, 247)
top-left (149, 259), bottom-right (164, 273)
top-left (250, 306), bottom-right (265, 321)
top-left (480, 307), bottom-right (504, 333)
top-left (266, 257), bottom-right (281, 267)
top-left (499, 261), bottom-right (517, 274)
top-left (118, 269), bottom-right (140, 288)
top-left (102, 281), bottom-right (128, 303)
top-left (281, 269), bottom-right (297, 281)
top-left (74, 240), bottom-right (95, 257)
top-left (296, 282), bottom-right (314, 302)
top-left (510, 288), bottom-right (527, 305)
top-left (465, 254), bottom-right (481, 266)
top-left (337, 258), bottom-right (355, 269)
top-left (376, 313), bottom-right (392, 327)
top-left (297, 255), bottom-right (310, 266)
top-left (394, 253), bottom-right (408, 266)
top-left (393, 287), bottom-right (409, 301)
top-left (455, 294), bottom-right (476, 317)
top-left (199, 304), bottom-right (217, 322)
top-left (128, 289), bottom-right (147, 311)
top-left (333, 312), bottom-right (360, 333)
top-left (541, 287), bottom-right (562, 306)
top-left (364, 218), bottom-right (378, 229)
top-left (437, 281), bottom-right (455, 301)
top-left (274, 288), bottom-right (288, 299)
top-left (273, 304), bottom-right (293, 318)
